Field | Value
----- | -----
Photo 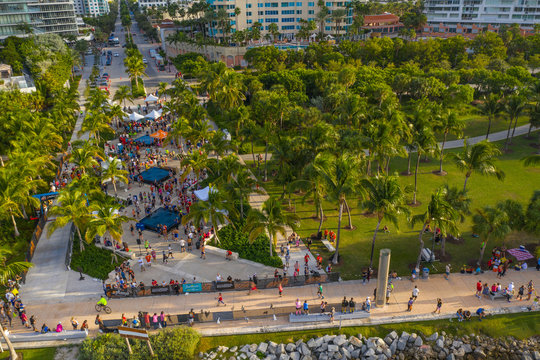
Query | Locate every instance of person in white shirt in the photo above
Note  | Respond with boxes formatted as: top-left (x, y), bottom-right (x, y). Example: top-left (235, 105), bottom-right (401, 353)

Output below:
top-left (412, 286), bottom-right (420, 300)
top-left (216, 274), bottom-right (222, 282)
top-left (508, 282), bottom-right (514, 293)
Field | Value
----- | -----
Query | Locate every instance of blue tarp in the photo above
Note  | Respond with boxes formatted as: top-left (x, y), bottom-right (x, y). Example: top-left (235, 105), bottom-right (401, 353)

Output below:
top-left (138, 207), bottom-right (181, 232)
top-left (32, 192), bottom-right (59, 199)
top-left (139, 167), bottom-right (169, 184)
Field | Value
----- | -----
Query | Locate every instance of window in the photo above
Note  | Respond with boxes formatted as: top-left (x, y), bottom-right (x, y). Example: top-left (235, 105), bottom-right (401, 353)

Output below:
top-left (282, 9), bottom-right (294, 14)
top-left (258, 10), bottom-right (263, 14)
top-left (282, 17), bottom-right (295, 22)
top-left (246, 11), bottom-right (252, 15)
top-left (266, 17), bottom-right (279, 22)
top-left (247, 19), bottom-right (253, 23)
top-left (266, 10), bottom-right (278, 14)
top-left (281, 1), bottom-right (289, 5)
top-left (308, 1), bottom-right (314, 5)
top-left (297, 2), bottom-right (302, 5)
top-left (308, 9), bottom-right (314, 14)
top-left (246, 3), bottom-right (252, 7)
top-left (258, 3), bottom-right (263, 7)
top-left (282, 25), bottom-right (294, 29)
top-left (296, 10), bottom-right (302, 13)
top-left (326, 2), bottom-right (331, 6)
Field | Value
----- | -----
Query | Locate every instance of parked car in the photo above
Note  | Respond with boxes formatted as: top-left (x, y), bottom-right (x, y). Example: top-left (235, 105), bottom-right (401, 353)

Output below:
top-left (142, 58), bottom-right (147, 64)
top-left (102, 73), bottom-right (109, 78)
top-left (114, 53), bottom-right (119, 57)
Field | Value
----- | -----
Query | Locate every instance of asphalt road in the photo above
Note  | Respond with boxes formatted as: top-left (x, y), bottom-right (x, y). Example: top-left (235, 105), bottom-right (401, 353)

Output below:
top-left (99, 12), bottom-right (177, 103)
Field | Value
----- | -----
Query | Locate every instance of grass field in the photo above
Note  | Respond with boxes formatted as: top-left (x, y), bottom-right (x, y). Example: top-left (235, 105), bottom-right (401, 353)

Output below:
top-left (196, 311), bottom-right (540, 352)
top-left (0, 347), bottom-right (57, 360)
top-left (254, 134), bottom-right (540, 279)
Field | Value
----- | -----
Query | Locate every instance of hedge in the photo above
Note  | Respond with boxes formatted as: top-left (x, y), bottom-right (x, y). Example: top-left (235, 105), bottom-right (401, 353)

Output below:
top-left (79, 327), bottom-right (200, 360)
top-left (216, 224), bottom-right (283, 268)
top-left (130, 77), bottom-right (145, 98)
top-left (70, 235), bottom-right (125, 280)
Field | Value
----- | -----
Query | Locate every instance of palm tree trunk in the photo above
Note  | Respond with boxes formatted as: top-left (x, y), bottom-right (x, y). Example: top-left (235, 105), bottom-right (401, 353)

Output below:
top-left (415, 223), bottom-right (427, 270)
top-left (413, 152), bottom-right (420, 204)
top-left (21, 205), bottom-right (28, 220)
top-left (332, 201), bottom-right (343, 265)
top-left (477, 236), bottom-right (489, 266)
top-left (264, 142), bottom-right (268, 182)
top-left (11, 212), bottom-right (20, 237)
top-left (317, 203), bottom-right (324, 234)
top-left (510, 117), bottom-right (519, 142)
top-left (0, 323), bottom-right (18, 360)
top-left (441, 235), bottom-right (446, 257)
top-left (369, 218), bottom-right (382, 268)
top-left (76, 226), bottom-right (85, 252)
top-left (240, 197), bottom-right (244, 219)
top-left (527, 123), bottom-right (533, 138)
top-left (406, 151), bottom-right (412, 175)
top-left (463, 174), bottom-right (470, 192)
top-left (439, 132), bottom-right (447, 174)
top-left (485, 116), bottom-right (492, 140)
top-left (344, 199), bottom-right (352, 229)
top-left (269, 234), bottom-right (273, 257)
top-left (504, 118), bottom-right (513, 151)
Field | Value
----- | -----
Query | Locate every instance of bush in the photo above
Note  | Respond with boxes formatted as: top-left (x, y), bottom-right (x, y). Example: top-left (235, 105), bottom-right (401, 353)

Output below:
top-left (79, 326), bottom-right (201, 360)
top-left (217, 224), bottom-right (283, 268)
top-left (70, 235), bottom-right (125, 280)
top-left (130, 77), bottom-right (145, 98)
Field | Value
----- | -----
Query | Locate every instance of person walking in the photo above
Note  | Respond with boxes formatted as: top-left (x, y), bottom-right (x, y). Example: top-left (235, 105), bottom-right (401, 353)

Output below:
top-left (444, 264), bottom-right (451, 280)
top-left (517, 285), bottom-right (525, 301)
top-left (295, 299), bottom-right (302, 315)
top-left (278, 283), bottom-right (283, 297)
top-left (303, 300), bottom-right (309, 314)
top-left (168, 245), bottom-right (174, 259)
top-left (412, 286), bottom-right (420, 300)
top-left (317, 284), bottom-right (324, 299)
top-left (365, 297), bottom-right (371, 312)
top-left (433, 298), bottom-right (442, 314)
top-left (476, 280), bottom-right (482, 298)
top-left (200, 244), bottom-right (206, 259)
top-left (407, 297), bottom-right (414, 312)
top-left (30, 314), bottom-right (37, 332)
top-left (162, 250), bottom-right (168, 264)
top-left (217, 293), bottom-right (226, 306)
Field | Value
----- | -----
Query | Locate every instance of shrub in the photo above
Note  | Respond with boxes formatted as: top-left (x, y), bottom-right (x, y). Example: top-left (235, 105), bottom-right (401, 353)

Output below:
top-left (131, 78), bottom-right (145, 98)
top-left (217, 224), bottom-right (283, 268)
top-left (70, 235), bottom-right (125, 280)
top-left (78, 326), bottom-right (201, 360)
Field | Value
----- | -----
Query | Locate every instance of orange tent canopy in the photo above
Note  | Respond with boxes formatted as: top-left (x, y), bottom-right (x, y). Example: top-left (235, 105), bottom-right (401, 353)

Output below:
top-left (150, 130), bottom-right (168, 140)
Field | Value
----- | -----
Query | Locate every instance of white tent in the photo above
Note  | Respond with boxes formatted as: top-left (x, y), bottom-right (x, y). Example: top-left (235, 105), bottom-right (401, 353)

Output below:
top-left (128, 112), bottom-right (145, 121)
top-left (194, 186), bottom-right (218, 201)
top-left (145, 94), bottom-right (159, 102)
top-left (145, 109), bottom-right (162, 120)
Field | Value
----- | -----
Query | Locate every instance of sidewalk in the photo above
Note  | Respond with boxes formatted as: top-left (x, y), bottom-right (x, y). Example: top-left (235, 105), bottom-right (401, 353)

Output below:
top-left (19, 268), bottom-right (539, 337)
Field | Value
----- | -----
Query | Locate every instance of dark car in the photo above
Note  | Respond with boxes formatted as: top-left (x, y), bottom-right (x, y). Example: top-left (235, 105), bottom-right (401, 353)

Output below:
top-left (158, 64), bottom-right (165, 71)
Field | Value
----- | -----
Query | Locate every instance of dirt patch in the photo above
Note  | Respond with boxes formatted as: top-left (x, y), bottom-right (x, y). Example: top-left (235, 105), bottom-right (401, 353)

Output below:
top-left (55, 346), bottom-right (80, 360)
top-left (361, 212), bottom-right (377, 218)
top-left (400, 171), bottom-right (412, 176)
top-left (408, 201), bottom-right (423, 207)
top-left (432, 170), bottom-right (448, 176)
top-left (446, 235), bottom-right (465, 245)
top-left (344, 225), bottom-right (357, 231)
top-left (434, 249), bottom-right (452, 263)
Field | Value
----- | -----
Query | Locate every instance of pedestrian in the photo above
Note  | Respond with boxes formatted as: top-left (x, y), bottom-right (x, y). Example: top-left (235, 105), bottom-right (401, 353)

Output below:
top-left (162, 250), bottom-right (168, 263)
top-left (201, 245), bottom-right (206, 259)
top-left (517, 285), bottom-right (525, 300)
top-left (160, 311), bottom-right (166, 328)
top-left (407, 297), bottom-right (414, 312)
top-left (475, 280), bottom-right (482, 298)
top-left (152, 313), bottom-right (159, 329)
top-left (527, 284), bottom-right (534, 301)
top-left (144, 239), bottom-right (149, 251)
top-left (138, 257), bottom-right (145, 271)
top-left (349, 298), bottom-right (355, 313)
top-left (365, 297), bottom-right (371, 312)
top-left (217, 293), bottom-right (225, 306)
top-left (168, 245), bottom-right (174, 259)
top-left (278, 283), bottom-right (283, 297)
top-left (71, 317), bottom-right (79, 330)
top-left (444, 264), bottom-right (451, 280)
top-left (476, 308), bottom-right (486, 321)
top-left (362, 269), bottom-right (368, 284)
top-left (30, 314), bottom-right (36, 332)
top-left (412, 285), bottom-right (419, 300)
top-left (341, 296), bottom-right (349, 313)
top-left (295, 299), bottom-right (302, 315)
top-left (317, 283), bottom-right (324, 299)
top-left (303, 300), bottom-right (309, 314)
top-left (320, 301), bottom-right (326, 313)
top-left (433, 298), bottom-right (442, 314)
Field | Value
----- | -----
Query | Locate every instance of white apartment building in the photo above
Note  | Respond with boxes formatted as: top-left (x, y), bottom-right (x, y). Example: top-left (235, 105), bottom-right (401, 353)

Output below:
top-left (138, 0), bottom-right (189, 8)
top-left (424, 0), bottom-right (540, 37)
top-left (207, 0), bottom-right (352, 39)
top-left (73, 0), bottom-right (110, 16)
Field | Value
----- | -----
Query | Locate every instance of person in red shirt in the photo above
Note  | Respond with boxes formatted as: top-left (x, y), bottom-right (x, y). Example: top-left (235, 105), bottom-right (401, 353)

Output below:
top-left (278, 283), bottom-right (283, 297)
top-left (476, 280), bottom-right (482, 298)
top-left (304, 253), bottom-right (309, 265)
top-left (316, 255), bottom-right (322, 269)
top-left (324, 229), bottom-right (328, 239)
top-left (217, 293), bottom-right (226, 306)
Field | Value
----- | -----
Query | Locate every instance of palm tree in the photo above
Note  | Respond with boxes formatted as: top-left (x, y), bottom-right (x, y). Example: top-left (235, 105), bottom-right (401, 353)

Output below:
top-left (450, 140), bottom-right (505, 192)
top-left (125, 56), bottom-right (148, 88)
top-left (316, 0), bottom-right (329, 39)
top-left (245, 197), bottom-right (300, 256)
top-left (478, 93), bottom-right (502, 140)
top-left (0, 248), bottom-right (32, 286)
top-left (361, 175), bottom-right (410, 268)
top-left (434, 110), bottom-right (464, 174)
top-left (313, 152), bottom-right (360, 264)
top-left (522, 154), bottom-right (540, 166)
top-left (472, 206), bottom-right (511, 266)
top-left (223, 168), bottom-right (260, 219)
top-left (524, 190), bottom-right (540, 235)
top-left (47, 190), bottom-right (92, 251)
top-left (441, 185), bottom-right (470, 256)
top-left (411, 187), bottom-right (459, 269)
top-left (182, 187), bottom-right (234, 244)
top-left (101, 158), bottom-right (129, 195)
top-left (157, 82), bottom-right (168, 100)
top-left (528, 97), bottom-right (540, 142)
top-left (268, 23), bottom-right (280, 42)
top-left (504, 95), bottom-right (526, 151)
top-left (69, 142), bottom-right (104, 174)
top-left (234, 7), bottom-right (241, 33)
top-left (107, 104), bottom-right (126, 127)
top-left (85, 203), bottom-right (132, 247)
top-left (0, 168), bottom-right (29, 237)
top-left (113, 85), bottom-right (134, 108)
top-left (180, 151), bottom-right (211, 181)
top-left (331, 8), bottom-right (347, 38)
top-left (79, 111), bottom-right (113, 142)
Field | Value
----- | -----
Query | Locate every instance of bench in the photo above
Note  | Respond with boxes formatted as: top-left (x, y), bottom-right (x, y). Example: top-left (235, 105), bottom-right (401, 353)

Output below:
top-left (489, 291), bottom-right (508, 301)
top-left (4, 330), bottom-right (88, 343)
top-left (321, 239), bottom-right (336, 252)
top-left (421, 248), bottom-right (438, 262)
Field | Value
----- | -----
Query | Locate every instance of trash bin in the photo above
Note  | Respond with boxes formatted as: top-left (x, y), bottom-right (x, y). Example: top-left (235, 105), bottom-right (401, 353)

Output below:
top-left (422, 267), bottom-right (430, 279)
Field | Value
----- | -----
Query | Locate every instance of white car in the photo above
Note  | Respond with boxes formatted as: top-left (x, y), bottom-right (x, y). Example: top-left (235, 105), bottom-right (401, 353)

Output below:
top-left (142, 58), bottom-right (148, 64)
top-left (114, 53), bottom-right (119, 57)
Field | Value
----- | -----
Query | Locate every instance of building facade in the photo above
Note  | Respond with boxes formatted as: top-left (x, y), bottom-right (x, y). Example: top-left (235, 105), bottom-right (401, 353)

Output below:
top-left (0, 0), bottom-right (78, 39)
top-left (73, 0), bottom-right (110, 16)
top-left (361, 13), bottom-right (403, 38)
top-left (424, 0), bottom-right (540, 37)
top-left (137, 0), bottom-right (186, 8)
top-left (206, 0), bottom-right (353, 40)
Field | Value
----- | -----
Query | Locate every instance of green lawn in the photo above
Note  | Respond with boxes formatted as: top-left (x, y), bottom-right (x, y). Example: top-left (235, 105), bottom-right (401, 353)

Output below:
top-left (256, 134), bottom-right (540, 279)
top-left (0, 347), bottom-right (57, 360)
top-left (197, 311), bottom-right (540, 352)
top-left (445, 113), bottom-right (531, 141)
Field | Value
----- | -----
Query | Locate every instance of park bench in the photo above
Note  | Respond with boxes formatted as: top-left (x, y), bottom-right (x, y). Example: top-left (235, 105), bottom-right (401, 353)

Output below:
top-left (489, 291), bottom-right (508, 301)
top-left (421, 248), bottom-right (438, 262)
top-left (4, 330), bottom-right (88, 343)
top-left (321, 239), bottom-right (336, 252)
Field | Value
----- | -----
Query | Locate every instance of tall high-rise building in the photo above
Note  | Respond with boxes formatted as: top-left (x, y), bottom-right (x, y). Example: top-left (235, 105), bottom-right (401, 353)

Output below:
top-left (206, 0), bottom-right (352, 40)
top-left (424, 0), bottom-right (540, 37)
top-left (0, 0), bottom-right (78, 39)
top-left (73, 0), bottom-right (110, 17)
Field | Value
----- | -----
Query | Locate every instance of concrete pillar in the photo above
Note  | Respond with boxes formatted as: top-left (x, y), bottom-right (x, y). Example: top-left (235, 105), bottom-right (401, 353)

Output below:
top-left (375, 249), bottom-right (391, 307)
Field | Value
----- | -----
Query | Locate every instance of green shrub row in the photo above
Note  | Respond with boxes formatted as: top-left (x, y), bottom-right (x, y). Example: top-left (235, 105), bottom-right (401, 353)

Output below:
top-left (70, 235), bottom-right (125, 280)
top-left (216, 224), bottom-right (283, 268)
top-left (131, 77), bottom-right (145, 98)
top-left (79, 326), bottom-right (201, 360)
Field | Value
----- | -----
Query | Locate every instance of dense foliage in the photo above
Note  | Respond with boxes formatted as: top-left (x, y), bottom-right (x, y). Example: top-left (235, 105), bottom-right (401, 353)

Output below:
top-left (217, 223), bottom-right (283, 268)
top-left (70, 235), bottom-right (125, 279)
top-left (79, 326), bottom-right (201, 360)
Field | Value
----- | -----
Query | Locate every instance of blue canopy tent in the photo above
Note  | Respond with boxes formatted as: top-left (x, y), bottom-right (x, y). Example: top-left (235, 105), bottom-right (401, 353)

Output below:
top-left (135, 135), bottom-right (154, 146)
